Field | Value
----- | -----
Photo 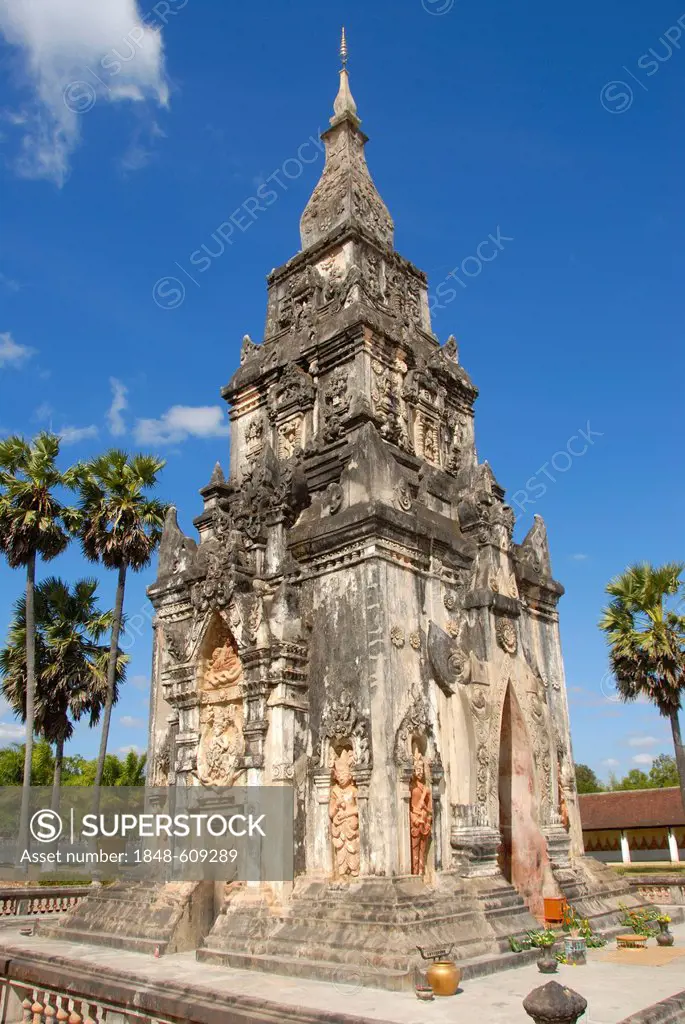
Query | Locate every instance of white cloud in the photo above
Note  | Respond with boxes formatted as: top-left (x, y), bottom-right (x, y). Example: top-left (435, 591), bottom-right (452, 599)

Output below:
top-left (627, 735), bottom-right (659, 748)
top-left (571, 553), bottom-right (589, 561)
top-left (632, 753), bottom-right (655, 765)
top-left (134, 405), bottom-right (230, 445)
top-left (34, 401), bottom-right (53, 422)
top-left (0, 272), bottom-right (20, 292)
top-left (107, 377), bottom-right (128, 436)
top-left (130, 674), bottom-right (149, 692)
top-left (0, 721), bottom-right (25, 741)
top-left (0, 0), bottom-right (170, 185)
top-left (0, 331), bottom-right (34, 368)
top-left (119, 117), bottom-right (166, 173)
top-left (58, 423), bottom-right (99, 444)
top-left (601, 758), bottom-right (619, 768)
top-left (119, 715), bottom-right (144, 729)
top-left (118, 744), bottom-right (144, 755)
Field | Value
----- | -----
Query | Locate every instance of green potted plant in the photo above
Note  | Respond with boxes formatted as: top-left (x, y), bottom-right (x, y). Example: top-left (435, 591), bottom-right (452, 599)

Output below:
top-left (527, 929), bottom-right (558, 974)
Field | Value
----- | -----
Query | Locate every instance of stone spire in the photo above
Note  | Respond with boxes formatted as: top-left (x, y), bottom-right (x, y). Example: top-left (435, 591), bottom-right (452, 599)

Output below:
top-left (300, 29), bottom-right (394, 252)
top-left (333, 28), bottom-right (357, 119)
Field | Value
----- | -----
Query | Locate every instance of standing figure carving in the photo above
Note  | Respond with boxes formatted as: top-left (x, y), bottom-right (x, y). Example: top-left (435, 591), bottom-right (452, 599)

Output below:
top-left (328, 748), bottom-right (360, 880)
top-left (409, 749), bottom-right (433, 875)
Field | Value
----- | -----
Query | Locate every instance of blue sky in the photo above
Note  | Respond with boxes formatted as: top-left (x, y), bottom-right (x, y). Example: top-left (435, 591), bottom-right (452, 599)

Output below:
top-left (0, 0), bottom-right (682, 777)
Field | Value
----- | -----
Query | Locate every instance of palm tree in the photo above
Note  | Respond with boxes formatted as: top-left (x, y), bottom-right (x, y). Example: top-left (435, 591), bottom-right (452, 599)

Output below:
top-left (72, 451), bottom-right (166, 791)
top-left (599, 562), bottom-right (685, 810)
top-left (0, 577), bottom-right (126, 808)
top-left (0, 433), bottom-right (76, 848)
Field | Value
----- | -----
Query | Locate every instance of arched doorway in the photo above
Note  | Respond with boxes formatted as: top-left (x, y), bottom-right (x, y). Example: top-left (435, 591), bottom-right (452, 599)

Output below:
top-left (498, 682), bottom-right (555, 918)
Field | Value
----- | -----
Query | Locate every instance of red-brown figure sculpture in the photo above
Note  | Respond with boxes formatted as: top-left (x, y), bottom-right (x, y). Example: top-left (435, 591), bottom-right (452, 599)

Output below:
top-left (409, 749), bottom-right (432, 875)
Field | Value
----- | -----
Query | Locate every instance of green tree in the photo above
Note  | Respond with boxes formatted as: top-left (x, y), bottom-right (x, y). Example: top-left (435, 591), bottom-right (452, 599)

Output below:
top-left (575, 763), bottom-right (603, 793)
top-left (0, 745), bottom-right (147, 788)
top-left (0, 743), bottom-right (24, 785)
top-left (115, 750), bottom-right (147, 786)
top-left (0, 741), bottom-right (56, 785)
top-left (611, 769), bottom-right (652, 791)
top-left (649, 753), bottom-right (680, 788)
top-left (0, 433), bottom-right (76, 849)
top-left (599, 563), bottom-right (685, 812)
top-left (72, 451), bottom-right (166, 791)
top-left (0, 577), bottom-right (126, 808)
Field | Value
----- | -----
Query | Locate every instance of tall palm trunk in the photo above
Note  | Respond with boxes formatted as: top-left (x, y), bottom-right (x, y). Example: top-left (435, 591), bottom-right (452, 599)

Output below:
top-left (669, 709), bottom-right (685, 811)
top-left (17, 551), bottom-right (36, 861)
top-left (93, 562), bottom-right (127, 800)
top-left (51, 735), bottom-right (65, 813)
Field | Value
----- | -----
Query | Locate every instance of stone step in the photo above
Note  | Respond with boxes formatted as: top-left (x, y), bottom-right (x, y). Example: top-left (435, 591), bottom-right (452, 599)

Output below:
top-left (223, 896), bottom-right (481, 928)
top-left (197, 947), bottom-right (415, 991)
top-left (198, 940), bottom-right (543, 990)
top-left (224, 929), bottom-right (494, 970)
top-left (38, 923), bottom-right (166, 956)
top-left (460, 945), bottom-right (540, 979)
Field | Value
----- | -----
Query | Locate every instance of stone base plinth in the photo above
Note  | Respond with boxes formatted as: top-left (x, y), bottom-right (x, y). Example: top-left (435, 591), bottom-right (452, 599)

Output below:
top-left (37, 880), bottom-right (214, 955)
top-left (197, 871), bottom-right (538, 990)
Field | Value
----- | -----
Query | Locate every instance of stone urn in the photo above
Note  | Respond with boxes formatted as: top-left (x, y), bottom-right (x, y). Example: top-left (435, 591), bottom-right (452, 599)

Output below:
top-left (536, 949), bottom-right (558, 974)
top-left (657, 921), bottom-right (674, 947)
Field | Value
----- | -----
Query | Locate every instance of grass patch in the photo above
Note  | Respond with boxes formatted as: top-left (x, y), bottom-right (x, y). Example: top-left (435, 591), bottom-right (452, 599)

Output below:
top-left (613, 863), bottom-right (685, 875)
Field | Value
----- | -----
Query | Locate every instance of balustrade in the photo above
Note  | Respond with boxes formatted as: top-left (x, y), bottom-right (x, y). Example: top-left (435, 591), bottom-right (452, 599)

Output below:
top-left (4, 982), bottom-right (176, 1024)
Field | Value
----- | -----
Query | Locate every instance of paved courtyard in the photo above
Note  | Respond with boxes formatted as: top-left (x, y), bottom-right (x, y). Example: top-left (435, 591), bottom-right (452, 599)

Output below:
top-left (1, 920), bottom-right (685, 1023)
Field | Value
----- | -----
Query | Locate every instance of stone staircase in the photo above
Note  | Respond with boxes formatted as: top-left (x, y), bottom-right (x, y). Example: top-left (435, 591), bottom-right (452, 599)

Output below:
top-left (197, 872), bottom-right (540, 990)
top-left (544, 825), bottom-right (650, 934)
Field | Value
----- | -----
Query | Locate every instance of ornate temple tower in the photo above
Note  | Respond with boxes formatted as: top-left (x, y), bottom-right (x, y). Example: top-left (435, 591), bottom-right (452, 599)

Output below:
top-left (138, 37), bottom-right (639, 986)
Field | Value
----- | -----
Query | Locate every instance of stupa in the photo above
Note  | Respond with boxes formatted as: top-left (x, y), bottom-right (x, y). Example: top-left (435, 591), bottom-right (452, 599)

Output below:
top-left (48, 32), bottom-right (641, 988)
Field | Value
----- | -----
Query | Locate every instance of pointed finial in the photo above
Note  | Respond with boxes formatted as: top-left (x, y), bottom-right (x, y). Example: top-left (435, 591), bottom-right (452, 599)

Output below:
top-left (208, 461), bottom-right (224, 487)
top-left (333, 28), bottom-right (357, 121)
top-left (340, 27), bottom-right (348, 69)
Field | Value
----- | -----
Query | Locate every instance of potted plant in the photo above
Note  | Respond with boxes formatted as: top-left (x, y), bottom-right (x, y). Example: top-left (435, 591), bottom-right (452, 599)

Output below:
top-left (562, 904), bottom-right (587, 964)
top-left (618, 903), bottom-right (658, 943)
top-left (527, 929), bottom-right (558, 973)
top-left (656, 914), bottom-right (674, 947)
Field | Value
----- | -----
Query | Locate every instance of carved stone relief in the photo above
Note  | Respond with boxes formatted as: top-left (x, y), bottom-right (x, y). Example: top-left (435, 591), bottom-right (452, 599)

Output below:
top-left (197, 703), bottom-right (244, 785)
top-left (277, 417), bottom-right (303, 460)
top-left (329, 747), bottom-right (360, 880)
top-left (202, 639), bottom-right (243, 690)
top-left (496, 618), bottom-right (518, 655)
top-left (317, 690), bottom-right (371, 770)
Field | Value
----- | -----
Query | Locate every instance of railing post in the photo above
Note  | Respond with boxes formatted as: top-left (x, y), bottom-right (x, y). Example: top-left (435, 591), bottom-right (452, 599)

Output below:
top-left (31, 993), bottom-right (44, 1024)
top-left (67, 1004), bottom-right (82, 1024)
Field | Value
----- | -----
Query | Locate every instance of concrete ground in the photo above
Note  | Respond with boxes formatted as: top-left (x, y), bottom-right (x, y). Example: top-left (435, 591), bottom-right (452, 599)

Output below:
top-left (1, 920), bottom-right (685, 1024)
